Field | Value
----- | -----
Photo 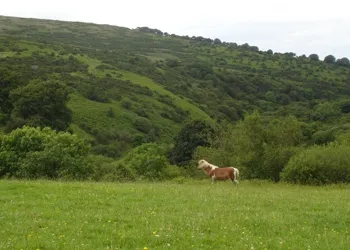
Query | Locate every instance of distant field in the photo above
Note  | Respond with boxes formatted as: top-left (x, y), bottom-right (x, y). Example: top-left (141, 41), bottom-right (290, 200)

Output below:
top-left (0, 180), bottom-right (349, 250)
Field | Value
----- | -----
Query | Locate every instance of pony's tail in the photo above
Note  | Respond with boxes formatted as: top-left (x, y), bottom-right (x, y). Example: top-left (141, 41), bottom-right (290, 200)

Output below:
top-left (233, 168), bottom-right (239, 184)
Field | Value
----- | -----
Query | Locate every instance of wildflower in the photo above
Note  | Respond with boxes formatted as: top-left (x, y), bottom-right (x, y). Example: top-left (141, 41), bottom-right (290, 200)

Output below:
top-left (143, 247), bottom-right (148, 250)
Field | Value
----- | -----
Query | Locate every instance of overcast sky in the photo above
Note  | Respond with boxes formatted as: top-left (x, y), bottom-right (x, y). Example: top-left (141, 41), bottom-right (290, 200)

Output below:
top-left (1, 0), bottom-right (349, 59)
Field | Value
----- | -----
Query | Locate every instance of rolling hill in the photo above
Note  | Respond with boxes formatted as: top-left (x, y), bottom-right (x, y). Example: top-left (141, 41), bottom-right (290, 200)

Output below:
top-left (1, 15), bottom-right (350, 158)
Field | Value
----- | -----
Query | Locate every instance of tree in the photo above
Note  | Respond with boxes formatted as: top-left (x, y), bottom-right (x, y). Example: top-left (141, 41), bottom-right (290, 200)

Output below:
top-left (308, 54), bottom-right (319, 61)
top-left (170, 120), bottom-right (217, 166)
top-left (209, 112), bottom-right (302, 181)
top-left (324, 55), bottom-right (336, 64)
top-left (213, 38), bottom-right (222, 45)
top-left (9, 80), bottom-right (72, 131)
top-left (336, 57), bottom-right (350, 67)
top-left (121, 143), bottom-right (177, 180)
top-left (0, 69), bottom-right (21, 123)
top-left (0, 126), bottom-right (91, 179)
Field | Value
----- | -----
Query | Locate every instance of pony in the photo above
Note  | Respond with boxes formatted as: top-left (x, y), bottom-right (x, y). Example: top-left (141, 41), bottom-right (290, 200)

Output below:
top-left (197, 159), bottom-right (239, 185)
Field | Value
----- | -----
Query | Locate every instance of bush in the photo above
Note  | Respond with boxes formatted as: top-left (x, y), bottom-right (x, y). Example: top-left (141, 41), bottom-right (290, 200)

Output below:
top-left (88, 155), bottom-right (136, 182)
top-left (120, 143), bottom-right (176, 180)
top-left (281, 143), bottom-right (350, 185)
top-left (133, 117), bottom-right (153, 133)
top-left (0, 126), bottom-right (91, 179)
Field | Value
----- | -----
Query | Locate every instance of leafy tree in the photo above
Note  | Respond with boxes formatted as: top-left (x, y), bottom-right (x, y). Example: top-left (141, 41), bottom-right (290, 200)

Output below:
top-left (9, 80), bottom-right (72, 131)
top-left (311, 129), bottom-right (335, 145)
top-left (213, 38), bottom-right (222, 45)
top-left (310, 102), bottom-right (340, 121)
top-left (308, 54), bottom-right (319, 61)
top-left (209, 113), bottom-right (303, 181)
top-left (170, 120), bottom-right (217, 166)
top-left (281, 143), bottom-right (350, 185)
top-left (324, 55), bottom-right (336, 64)
top-left (121, 143), bottom-right (178, 180)
top-left (0, 126), bottom-right (91, 179)
top-left (336, 57), bottom-right (350, 67)
top-left (134, 117), bottom-right (153, 133)
top-left (0, 69), bottom-right (21, 123)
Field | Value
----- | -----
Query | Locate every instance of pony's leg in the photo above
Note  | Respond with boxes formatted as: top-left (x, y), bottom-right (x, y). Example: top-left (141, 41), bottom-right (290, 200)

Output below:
top-left (231, 177), bottom-right (239, 185)
top-left (211, 176), bottom-right (215, 184)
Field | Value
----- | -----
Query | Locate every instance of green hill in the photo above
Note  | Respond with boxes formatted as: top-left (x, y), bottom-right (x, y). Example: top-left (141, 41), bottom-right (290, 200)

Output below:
top-left (1, 15), bottom-right (350, 158)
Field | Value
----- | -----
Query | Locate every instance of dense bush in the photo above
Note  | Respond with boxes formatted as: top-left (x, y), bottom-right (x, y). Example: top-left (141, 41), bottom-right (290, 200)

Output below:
top-left (0, 126), bottom-right (91, 179)
top-left (281, 143), bottom-right (350, 185)
top-left (9, 80), bottom-right (72, 131)
top-left (88, 155), bottom-right (136, 182)
top-left (170, 119), bottom-right (217, 166)
top-left (120, 143), bottom-right (180, 180)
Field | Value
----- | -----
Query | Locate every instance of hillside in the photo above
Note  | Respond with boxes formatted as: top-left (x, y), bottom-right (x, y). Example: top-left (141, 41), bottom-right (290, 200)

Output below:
top-left (1, 15), bottom-right (350, 158)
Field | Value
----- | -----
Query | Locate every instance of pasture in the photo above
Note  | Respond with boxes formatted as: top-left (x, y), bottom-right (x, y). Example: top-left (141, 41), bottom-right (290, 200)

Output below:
top-left (0, 180), bottom-right (349, 250)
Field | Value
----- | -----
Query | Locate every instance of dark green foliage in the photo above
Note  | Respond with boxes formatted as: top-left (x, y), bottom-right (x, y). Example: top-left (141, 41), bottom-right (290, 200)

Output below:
top-left (133, 117), bottom-right (153, 133)
top-left (121, 99), bottom-right (132, 109)
top-left (0, 126), bottom-right (91, 179)
top-left (205, 112), bottom-right (303, 181)
top-left (9, 80), bottom-right (72, 131)
top-left (281, 143), bottom-right (350, 185)
top-left (311, 129), bottom-right (335, 145)
top-left (309, 54), bottom-right (319, 61)
top-left (310, 102), bottom-right (340, 121)
top-left (324, 55), bottom-right (336, 64)
top-left (106, 107), bottom-right (115, 118)
top-left (170, 120), bottom-right (217, 166)
top-left (0, 69), bottom-right (21, 123)
top-left (336, 57), bottom-right (350, 67)
top-left (88, 155), bottom-right (136, 181)
top-left (120, 143), bottom-right (180, 180)
top-left (340, 101), bottom-right (350, 113)
top-left (1, 16), bottom-right (350, 184)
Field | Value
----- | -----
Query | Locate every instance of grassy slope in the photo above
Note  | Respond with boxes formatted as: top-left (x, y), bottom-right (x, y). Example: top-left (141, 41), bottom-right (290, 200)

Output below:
top-left (1, 180), bottom-right (349, 250)
top-left (1, 15), bottom-right (350, 150)
top-left (74, 54), bottom-right (211, 121)
top-left (0, 36), bottom-right (210, 145)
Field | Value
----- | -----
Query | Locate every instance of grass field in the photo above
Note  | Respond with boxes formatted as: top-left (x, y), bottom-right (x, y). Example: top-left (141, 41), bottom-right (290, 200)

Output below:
top-left (0, 180), bottom-right (349, 250)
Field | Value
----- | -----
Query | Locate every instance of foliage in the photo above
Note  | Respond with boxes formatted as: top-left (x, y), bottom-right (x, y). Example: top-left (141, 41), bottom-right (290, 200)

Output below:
top-left (0, 69), bottom-right (21, 123)
top-left (0, 126), bottom-right (91, 179)
top-left (324, 54), bottom-right (336, 64)
top-left (170, 120), bottom-right (217, 166)
top-left (120, 143), bottom-right (179, 180)
top-left (88, 155), bottom-right (136, 181)
top-left (281, 143), bottom-right (350, 185)
top-left (204, 112), bottom-right (303, 181)
top-left (9, 80), bottom-right (72, 131)
top-left (310, 102), bottom-right (340, 121)
top-left (1, 16), bottom-right (350, 184)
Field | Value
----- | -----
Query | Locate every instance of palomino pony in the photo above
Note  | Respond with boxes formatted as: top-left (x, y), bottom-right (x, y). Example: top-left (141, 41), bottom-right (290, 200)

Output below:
top-left (197, 159), bottom-right (239, 185)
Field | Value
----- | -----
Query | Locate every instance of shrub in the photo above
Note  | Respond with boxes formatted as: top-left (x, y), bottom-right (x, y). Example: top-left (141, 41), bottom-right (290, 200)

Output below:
top-left (281, 143), bottom-right (350, 185)
top-left (133, 117), bottom-right (153, 133)
top-left (88, 155), bottom-right (136, 182)
top-left (0, 126), bottom-right (91, 179)
top-left (120, 143), bottom-right (176, 180)
top-left (311, 129), bottom-right (335, 145)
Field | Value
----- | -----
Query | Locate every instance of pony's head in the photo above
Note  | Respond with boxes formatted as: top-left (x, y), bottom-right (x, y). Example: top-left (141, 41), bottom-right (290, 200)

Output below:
top-left (197, 159), bottom-right (210, 170)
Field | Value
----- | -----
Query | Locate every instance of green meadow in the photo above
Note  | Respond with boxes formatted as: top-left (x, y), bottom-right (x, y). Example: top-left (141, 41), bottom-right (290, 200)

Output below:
top-left (1, 180), bottom-right (349, 250)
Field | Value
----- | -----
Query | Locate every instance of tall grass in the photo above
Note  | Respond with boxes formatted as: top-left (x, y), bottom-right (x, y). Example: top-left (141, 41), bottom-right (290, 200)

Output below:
top-left (0, 180), bottom-right (349, 249)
